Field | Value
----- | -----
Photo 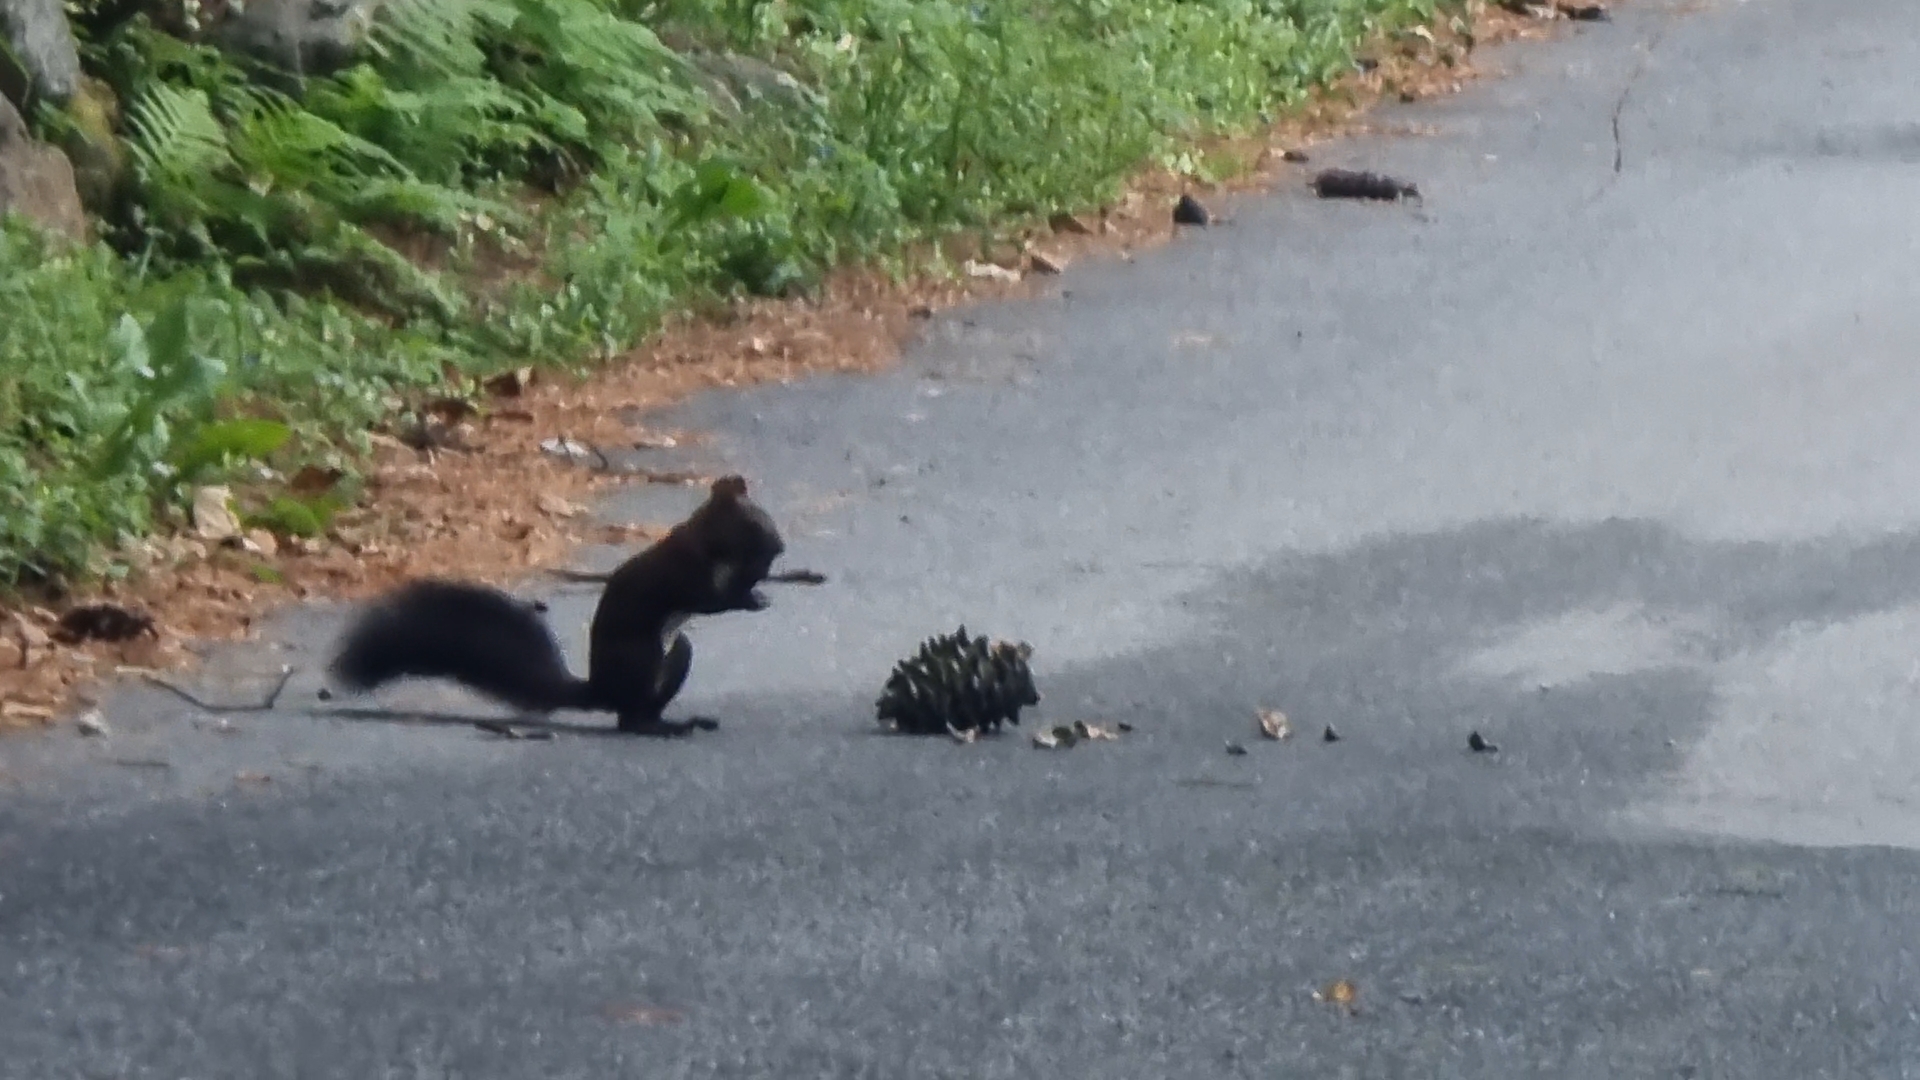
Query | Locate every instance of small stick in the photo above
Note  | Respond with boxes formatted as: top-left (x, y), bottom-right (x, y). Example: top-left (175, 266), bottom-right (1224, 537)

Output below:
top-left (577, 444), bottom-right (708, 486)
top-left (142, 666), bottom-right (297, 713)
top-left (474, 720), bottom-right (555, 741)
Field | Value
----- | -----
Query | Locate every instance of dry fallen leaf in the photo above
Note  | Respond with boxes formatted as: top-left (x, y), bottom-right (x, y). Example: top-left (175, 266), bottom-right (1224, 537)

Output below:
top-left (535, 493), bottom-right (585, 519)
top-left (445, 422), bottom-right (478, 450)
top-left (424, 396), bottom-right (478, 423)
top-left (539, 436), bottom-right (595, 462)
top-left (363, 430), bottom-right (414, 459)
top-left (1258, 708), bottom-right (1292, 741)
top-left (483, 367), bottom-right (535, 397)
top-left (398, 417), bottom-right (474, 452)
top-left (964, 259), bottom-right (1022, 283)
top-left (1073, 719), bottom-right (1120, 741)
top-left (287, 465), bottom-right (345, 496)
top-left (596, 522), bottom-right (658, 543)
top-left (1029, 250), bottom-right (1067, 275)
top-left (12, 615), bottom-right (51, 657)
top-left (1049, 211), bottom-right (1095, 235)
top-left (191, 486), bottom-right (241, 542)
top-left (1313, 978), bottom-right (1360, 1014)
top-left (375, 463), bottom-right (439, 487)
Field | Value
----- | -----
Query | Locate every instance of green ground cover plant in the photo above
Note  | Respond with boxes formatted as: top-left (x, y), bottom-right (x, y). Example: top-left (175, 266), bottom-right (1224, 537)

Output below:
top-left (1, 0), bottom-right (1458, 588)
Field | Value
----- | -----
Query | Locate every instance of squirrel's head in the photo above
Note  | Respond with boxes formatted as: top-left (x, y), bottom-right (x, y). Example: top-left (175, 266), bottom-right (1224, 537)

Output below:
top-left (690, 474), bottom-right (784, 560)
top-left (684, 474), bottom-right (784, 611)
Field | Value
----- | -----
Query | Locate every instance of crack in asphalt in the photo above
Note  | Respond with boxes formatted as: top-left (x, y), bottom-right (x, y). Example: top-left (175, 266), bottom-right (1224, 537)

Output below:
top-left (1610, 67), bottom-right (1634, 173)
top-left (1609, 25), bottom-right (1673, 175)
top-left (1584, 11), bottom-right (1679, 208)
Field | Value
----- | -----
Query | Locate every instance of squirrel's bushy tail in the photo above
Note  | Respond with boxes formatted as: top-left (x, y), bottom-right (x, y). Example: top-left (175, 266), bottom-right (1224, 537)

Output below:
top-left (328, 579), bottom-right (598, 714)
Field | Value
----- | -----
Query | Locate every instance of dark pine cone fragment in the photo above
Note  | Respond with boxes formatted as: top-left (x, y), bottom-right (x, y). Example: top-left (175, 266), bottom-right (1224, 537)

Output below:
top-left (876, 626), bottom-right (1040, 737)
top-left (1311, 168), bottom-right (1422, 202)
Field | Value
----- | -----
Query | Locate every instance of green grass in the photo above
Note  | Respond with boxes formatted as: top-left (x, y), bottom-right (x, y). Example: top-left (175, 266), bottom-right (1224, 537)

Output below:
top-left (2, 0), bottom-right (1458, 590)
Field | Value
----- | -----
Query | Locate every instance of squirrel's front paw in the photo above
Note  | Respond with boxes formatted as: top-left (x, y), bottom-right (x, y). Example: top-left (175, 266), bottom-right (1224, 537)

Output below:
top-left (727, 588), bottom-right (770, 612)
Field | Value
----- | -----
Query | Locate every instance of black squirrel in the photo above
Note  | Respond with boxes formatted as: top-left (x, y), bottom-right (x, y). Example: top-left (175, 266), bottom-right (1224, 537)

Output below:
top-left (327, 475), bottom-right (787, 735)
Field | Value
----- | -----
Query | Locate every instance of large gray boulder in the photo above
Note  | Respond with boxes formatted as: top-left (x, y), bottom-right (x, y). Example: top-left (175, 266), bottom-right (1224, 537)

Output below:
top-left (213, 0), bottom-right (388, 77)
top-left (687, 52), bottom-right (820, 120)
top-left (0, 0), bottom-right (81, 109)
top-left (0, 89), bottom-right (86, 242)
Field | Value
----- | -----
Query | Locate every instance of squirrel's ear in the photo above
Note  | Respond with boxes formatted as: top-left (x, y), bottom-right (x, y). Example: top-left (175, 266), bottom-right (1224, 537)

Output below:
top-left (710, 475), bottom-right (749, 501)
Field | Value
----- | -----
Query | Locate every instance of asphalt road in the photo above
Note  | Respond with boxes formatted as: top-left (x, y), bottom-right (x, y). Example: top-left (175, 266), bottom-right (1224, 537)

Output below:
top-left (9, 0), bottom-right (1920, 1075)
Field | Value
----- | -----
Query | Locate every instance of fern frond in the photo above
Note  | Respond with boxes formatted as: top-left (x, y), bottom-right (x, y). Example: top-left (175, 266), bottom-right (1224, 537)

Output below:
top-left (111, 20), bottom-right (249, 99)
top-left (365, 0), bottom-right (514, 81)
top-left (489, 0), bottom-right (708, 142)
top-left (343, 179), bottom-right (521, 235)
top-left (314, 220), bottom-right (467, 320)
top-left (125, 84), bottom-right (237, 222)
top-left (222, 84), bottom-right (415, 198)
top-left (126, 85), bottom-right (232, 182)
top-left (308, 68), bottom-right (538, 182)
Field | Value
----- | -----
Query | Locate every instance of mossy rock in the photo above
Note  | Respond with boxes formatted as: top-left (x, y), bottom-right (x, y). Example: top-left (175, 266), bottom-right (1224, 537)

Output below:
top-left (54, 75), bottom-right (127, 215)
top-left (0, 89), bottom-right (85, 243)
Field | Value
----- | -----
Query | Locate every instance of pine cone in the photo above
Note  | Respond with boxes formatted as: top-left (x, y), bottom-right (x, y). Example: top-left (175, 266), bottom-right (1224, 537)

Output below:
top-left (876, 626), bottom-right (1040, 736)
